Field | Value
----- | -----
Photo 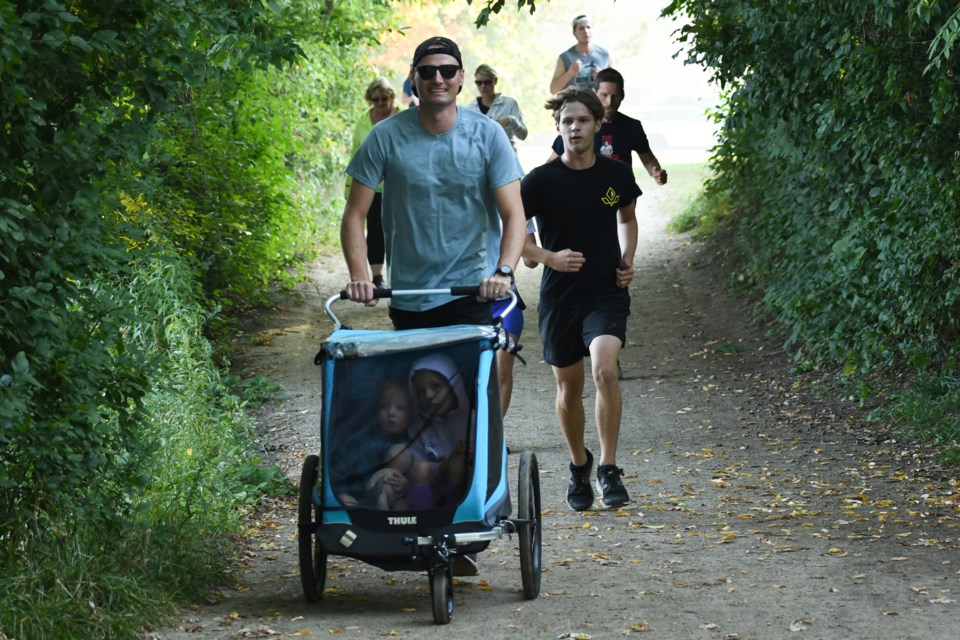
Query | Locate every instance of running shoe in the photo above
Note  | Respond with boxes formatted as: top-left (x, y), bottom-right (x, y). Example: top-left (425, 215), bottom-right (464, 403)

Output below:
top-left (567, 449), bottom-right (594, 511)
top-left (596, 464), bottom-right (630, 507)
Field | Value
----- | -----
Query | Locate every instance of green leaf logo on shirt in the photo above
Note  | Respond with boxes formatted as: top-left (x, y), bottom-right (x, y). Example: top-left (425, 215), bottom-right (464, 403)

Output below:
top-left (601, 187), bottom-right (620, 207)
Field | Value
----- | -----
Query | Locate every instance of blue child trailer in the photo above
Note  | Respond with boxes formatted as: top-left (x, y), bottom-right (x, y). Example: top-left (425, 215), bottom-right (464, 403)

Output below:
top-left (297, 289), bottom-right (541, 624)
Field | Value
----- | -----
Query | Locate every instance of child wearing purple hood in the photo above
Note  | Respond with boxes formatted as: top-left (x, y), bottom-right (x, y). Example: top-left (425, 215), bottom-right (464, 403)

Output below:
top-left (405, 353), bottom-right (473, 509)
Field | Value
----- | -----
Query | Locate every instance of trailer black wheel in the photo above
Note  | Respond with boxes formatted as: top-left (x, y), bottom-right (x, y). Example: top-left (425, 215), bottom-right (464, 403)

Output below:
top-left (298, 454), bottom-right (327, 603)
top-left (518, 450), bottom-right (542, 599)
top-left (430, 566), bottom-right (454, 625)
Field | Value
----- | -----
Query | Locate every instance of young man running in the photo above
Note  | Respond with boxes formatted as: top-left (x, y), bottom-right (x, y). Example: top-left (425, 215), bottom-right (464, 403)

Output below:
top-left (521, 87), bottom-right (640, 510)
top-left (550, 14), bottom-right (613, 93)
top-left (549, 68), bottom-right (667, 184)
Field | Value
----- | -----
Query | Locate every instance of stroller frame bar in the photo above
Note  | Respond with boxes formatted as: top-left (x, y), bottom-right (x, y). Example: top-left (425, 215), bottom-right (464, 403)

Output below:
top-left (325, 288), bottom-right (518, 331)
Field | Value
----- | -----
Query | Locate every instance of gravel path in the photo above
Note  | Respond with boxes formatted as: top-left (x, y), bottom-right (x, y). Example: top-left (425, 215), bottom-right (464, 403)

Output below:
top-left (156, 186), bottom-right (959, 640)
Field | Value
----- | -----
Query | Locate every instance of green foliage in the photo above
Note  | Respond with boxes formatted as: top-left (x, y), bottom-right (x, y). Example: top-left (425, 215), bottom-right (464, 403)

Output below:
top-left (923, 2), bottom-right (960, 73)
top-left (110, 0), bottom-right (393, 311)
top-left (1, 0), bottom-right (383, 636)
top-left (469, 0), bottom-right (541, 27)
top-left (132, 73), bottom-right (315, 309)
top-left (1, 0), bottom-right (382, 531)
top-left (662, 0), bottom-right (960, 379)
top-left (871, 371), bottom-right (960, 461)
top-left (668, 186), bottom-right (733, 237)
top-left (659, 163), bottom-right (715, 233)
top-left (0, 248), bottom-right (292, 639)
top-left (225, 373), bottom-right (286, 407)
top-left (2, 0), bottom-right (293, 556)
top-left (0, 530), bottom-right (176, 640)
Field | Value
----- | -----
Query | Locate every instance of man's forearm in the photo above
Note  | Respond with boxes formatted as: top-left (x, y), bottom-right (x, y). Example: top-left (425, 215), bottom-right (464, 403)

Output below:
top-left (341, 214), bottom-right (369, 280)
top-left (341, 181), bottom-right (376, 280)
top-left (639, 152), bottom-right (661, 177)
top-left (522, 237), bottom-right (553, 269)
top-left (494, 181), bottom-right (526, 270)
top-left (549, 59), bottom-right (576, 94)
top-left (498, 216), bottom-right (526, 270)
top-left (549, 71), bottom-right (574, 94)
top-left (618, 217), bottom-right (638, 265)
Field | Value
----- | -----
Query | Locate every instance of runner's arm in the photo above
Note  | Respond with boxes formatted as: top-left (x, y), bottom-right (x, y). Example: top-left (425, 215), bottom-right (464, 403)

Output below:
top-left (522, 233), bottom-right (540, 268)
top-left (638, 151), bottom-right (668, 185)
top-left (522, 235), bottom-right (585, 273)
top-left (550, 56), bottom-right (576, 94)
top-left (616, 198), bottom-right (638, 288)
top-left (617, 198), bottom-right (638, 267)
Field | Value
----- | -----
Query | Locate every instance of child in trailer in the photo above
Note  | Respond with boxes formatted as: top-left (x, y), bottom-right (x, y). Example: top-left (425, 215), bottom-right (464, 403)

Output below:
top-left (334, 379), bottom-right (414, 510)
top-left (405, 353), bottom-right (473, 509)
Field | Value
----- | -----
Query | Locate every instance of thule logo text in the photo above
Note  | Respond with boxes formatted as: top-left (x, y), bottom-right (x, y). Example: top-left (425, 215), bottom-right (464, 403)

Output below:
top-left (387, 516), bottom-right (417, 525)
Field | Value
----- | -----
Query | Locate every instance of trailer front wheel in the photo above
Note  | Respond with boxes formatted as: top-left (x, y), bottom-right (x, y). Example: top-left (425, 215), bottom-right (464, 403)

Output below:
top-left (430, 567), bottom-right (454, 624)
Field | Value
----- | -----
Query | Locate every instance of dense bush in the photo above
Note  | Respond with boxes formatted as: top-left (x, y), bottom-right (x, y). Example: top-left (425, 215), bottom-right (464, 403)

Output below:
top-left (1, 0), bottom-right (297, 554)
top-left (661, 0), bottom-right (960, 376)
top-left (0, 248), bottom-right (286, 640)
top-left (132, 9), bottom-right (372, 311)
top-left (1, 0), bottom-right (394, 636)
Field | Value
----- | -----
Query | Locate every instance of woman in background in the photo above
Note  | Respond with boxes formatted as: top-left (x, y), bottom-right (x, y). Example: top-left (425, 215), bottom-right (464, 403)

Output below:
top-left (466, 64), bottom-right (528, 150)
top-left (346, 77), bottom-right (399, 287)
top-left (466, 63), bottom-right (529, 416)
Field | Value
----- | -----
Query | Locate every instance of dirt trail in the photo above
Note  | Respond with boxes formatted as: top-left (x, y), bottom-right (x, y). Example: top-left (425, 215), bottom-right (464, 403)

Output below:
top-left (157, 188), bottom-right (959, 639)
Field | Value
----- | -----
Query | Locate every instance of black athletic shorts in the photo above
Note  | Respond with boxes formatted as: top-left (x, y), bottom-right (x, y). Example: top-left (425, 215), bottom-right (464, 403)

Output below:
top-left (389, 295), bottom-right (493, 330)
top-left (538, 290), bottom-right (630, 368)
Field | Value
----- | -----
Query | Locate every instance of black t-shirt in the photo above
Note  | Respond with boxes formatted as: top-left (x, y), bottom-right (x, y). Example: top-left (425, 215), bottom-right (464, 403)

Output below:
top-left (551, 112), bottom-right (652, 167)
top-left (521, 157), bottom-right (642, 306)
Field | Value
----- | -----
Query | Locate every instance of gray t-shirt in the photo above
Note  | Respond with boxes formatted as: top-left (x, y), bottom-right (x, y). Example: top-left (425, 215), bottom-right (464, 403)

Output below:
top-left (346, 107), bottom-right (523, 311)
top-left (559, 44), bottom-right (611, 90)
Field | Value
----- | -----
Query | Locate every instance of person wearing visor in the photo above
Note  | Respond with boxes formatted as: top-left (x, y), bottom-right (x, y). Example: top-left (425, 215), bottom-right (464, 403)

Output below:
top-left (550, 14), bottom-right (613, 94)
top-left (341, 36), bottom-right (525, 329)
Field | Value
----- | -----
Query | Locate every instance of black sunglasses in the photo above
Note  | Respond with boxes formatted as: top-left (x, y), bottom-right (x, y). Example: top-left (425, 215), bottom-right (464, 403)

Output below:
top-left (370, 95), bottom-right (390, 103)
top-left (414, 64), bottom-right (461, 80)
top-left (475, 79), bottom-right (494, 86)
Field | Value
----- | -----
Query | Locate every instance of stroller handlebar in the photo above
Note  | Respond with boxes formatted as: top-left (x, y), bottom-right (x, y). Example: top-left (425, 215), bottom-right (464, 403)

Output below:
top-left (325, 287), bottom-right (518, 332)
top-left (336, 286), bottom-right (481, 301)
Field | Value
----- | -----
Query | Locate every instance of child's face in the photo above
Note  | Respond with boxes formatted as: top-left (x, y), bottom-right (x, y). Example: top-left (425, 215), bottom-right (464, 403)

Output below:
top-left (377, 385), bottom-right (411, 435)
top-left (412, 370), bottom-right (456, 417)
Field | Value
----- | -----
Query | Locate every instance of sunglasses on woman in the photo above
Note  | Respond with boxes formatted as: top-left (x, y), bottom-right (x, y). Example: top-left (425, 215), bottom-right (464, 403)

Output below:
top-left (370, 95), bottom-right (391, 104)
top-left (414, 64), bottom-right (461, 80)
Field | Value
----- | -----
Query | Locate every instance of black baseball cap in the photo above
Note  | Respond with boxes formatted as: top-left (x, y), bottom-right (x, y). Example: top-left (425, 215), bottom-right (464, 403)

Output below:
top-left (411, 36), bottom-right (463, 68)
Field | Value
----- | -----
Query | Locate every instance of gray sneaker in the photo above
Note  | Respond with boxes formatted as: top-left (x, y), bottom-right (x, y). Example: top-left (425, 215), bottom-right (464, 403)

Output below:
top-left (567, 449), bottom-right (594, 511)
top-left (596, 464), bottom-right (630, 507)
